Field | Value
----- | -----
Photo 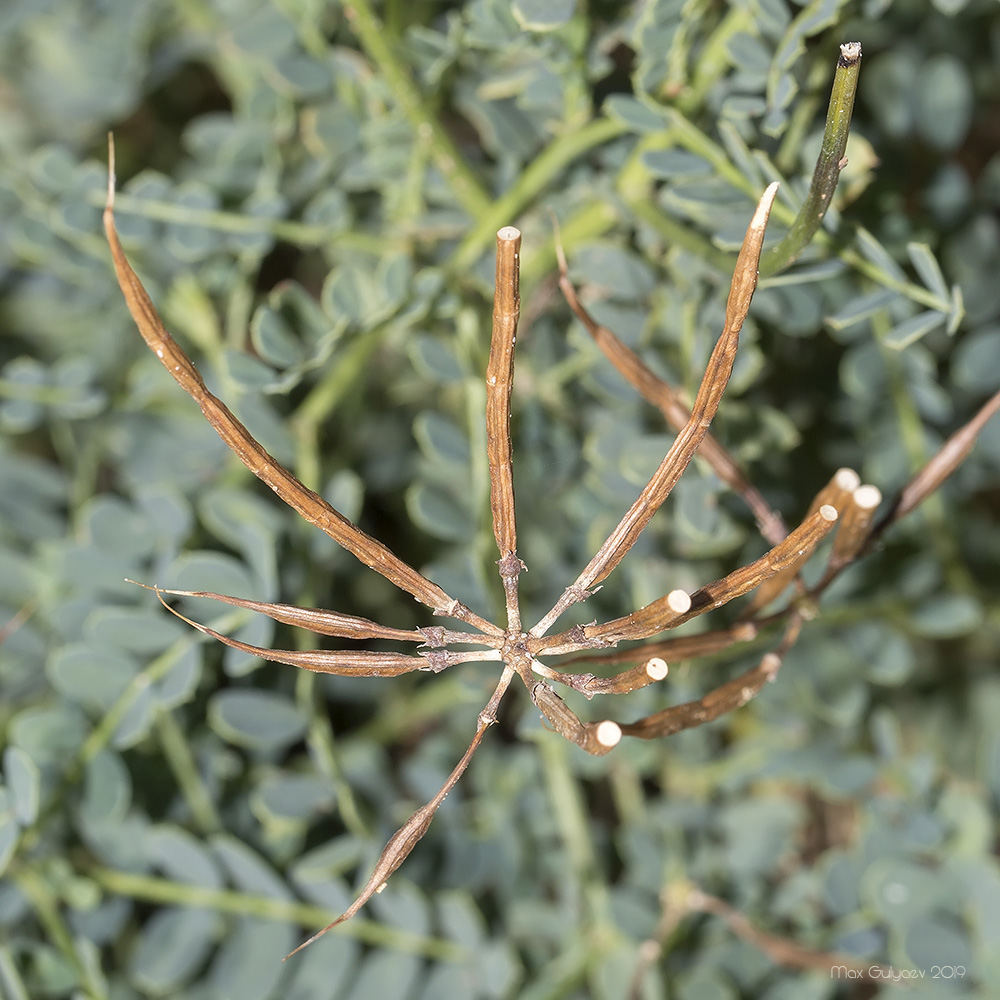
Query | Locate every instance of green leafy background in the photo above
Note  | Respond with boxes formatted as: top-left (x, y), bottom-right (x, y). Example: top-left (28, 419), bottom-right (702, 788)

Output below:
top-left (1, 0), bottom-right (999, 997)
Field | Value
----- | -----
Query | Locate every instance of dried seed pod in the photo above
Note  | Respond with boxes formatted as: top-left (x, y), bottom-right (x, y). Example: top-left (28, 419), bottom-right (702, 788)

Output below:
top-left (831, 484), bottom-right (882, 566)
top-left (742, 471), bottom-right (858, 616)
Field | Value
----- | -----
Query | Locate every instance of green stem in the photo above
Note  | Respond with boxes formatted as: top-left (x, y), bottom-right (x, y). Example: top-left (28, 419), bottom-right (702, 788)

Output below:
top-left (626, 197), bottom-right (732, 271)
top-left (0, 380), bottom-right (89, 405)
top-left (664, 112), bottom-right (768, 207)
top-left (875, 313), bottom-right (970, 591)
top-left (292, 323), bottom-right (387, 436)
top-left (450, 118), bottom-right (629, 272)
top-left (86, 190), bottom-right (385, 253)
top-left (0, 946), bottom-right (31, 1000)
top-left (761, 42), bottom-right (862, 276)
top-left (536, 733), bottom-right (614, 933)
top-left (155, 709), bottom-right (223, 834)
top-left (520, 198), bottom-right (620, 287)
top-left (834, 243), bottom-right (949, 311)
top-left (773, 54), bottom-right (833, 175)
top-left (17, 629), bottom-right (225, 858)
top-left (85, 867), bottom-right (462, 960)
top-left (13, 868), bottom-right (107, 999)
top-left (678, 4), bottom-right (754, 113)
top-left (295, 670), bottom-right (369, 840)
top-left (342, 0), bottom-right (490, 219)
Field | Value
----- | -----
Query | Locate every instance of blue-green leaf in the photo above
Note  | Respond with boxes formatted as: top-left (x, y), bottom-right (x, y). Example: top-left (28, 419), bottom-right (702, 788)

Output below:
top-left (209, 690), bottom-right (307, 752)
top-left (3, 746), bottom-right (40, 826)
top-left (512, 0), bottom-right (575, 30)
top-left (128, 907), bottom-right (221, 994)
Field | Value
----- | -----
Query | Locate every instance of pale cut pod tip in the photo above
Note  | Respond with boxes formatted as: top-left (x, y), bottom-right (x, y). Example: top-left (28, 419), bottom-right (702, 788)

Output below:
top-left (667, 589), bottom-right (691, 614)
top-left (834, 467), bottom-right (861, 492)
top-left (854, 485), bottom-right (882, 510)
top-left (497, 225), bottom-right (521, 242)
top-left (762, 652), bottom-right (782, 679)
top-left (645, 657), bottom-right (669, 681)
top-left (751, 182), bottom-right (780, 228)
top-left (596, 720), bottom-right (622, 748)
top-left (819, 504), bottom-right (838, 522)
top-left (106, 133), bottom-right (116, 210)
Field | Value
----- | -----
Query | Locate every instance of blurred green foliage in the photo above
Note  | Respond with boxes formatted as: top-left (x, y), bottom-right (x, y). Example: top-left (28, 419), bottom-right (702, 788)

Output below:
top-left (1, 1), bottom-right (999, 998)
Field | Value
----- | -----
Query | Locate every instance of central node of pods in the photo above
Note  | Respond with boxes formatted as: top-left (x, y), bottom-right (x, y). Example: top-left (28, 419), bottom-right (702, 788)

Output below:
top-left (501, 632), bottom-right (531, 661)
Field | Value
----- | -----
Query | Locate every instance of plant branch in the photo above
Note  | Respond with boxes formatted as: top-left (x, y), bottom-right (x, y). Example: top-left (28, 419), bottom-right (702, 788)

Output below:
top-left (450, 117), bottom-right (628, 272)
top-left (871, 386), bottom-right (1000, 540)
top-left (285, 662), bottom-right (517, 957)
top-left (555, 228), bottom-right (787, 545)
top-left (342, 0), bottom-right (490, 220)
top-left (578, 505), bottom-right (835, 647)
top-left (617, 616), bottom-right (802, 740)
top-left (150, 587), bottom-right (491, 676)
top-left (741, 467), bottom-right (860, 616)
top-left (105, 135), bottom-right (499, 635)
top-left (531, 182), bottom-right (779, 639)
top-left (761, 42), bottom-right (862, 276)
top-left (486, 226), bottom-right (525, 631)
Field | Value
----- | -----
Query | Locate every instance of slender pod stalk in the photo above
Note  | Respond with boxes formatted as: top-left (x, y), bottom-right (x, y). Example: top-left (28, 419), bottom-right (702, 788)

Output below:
top-left (741, 468), bottom-right (858, 615)
top-left (870, 387), bottom-right (1000, 542)
top-left (578, 506), bottom-right (836, 646)
top-left (487, 227), bottom-right (526, 631)
top-left (532, 182), bottom-right (779, 639)
top-left (555, 229), bottom-right (788, 546)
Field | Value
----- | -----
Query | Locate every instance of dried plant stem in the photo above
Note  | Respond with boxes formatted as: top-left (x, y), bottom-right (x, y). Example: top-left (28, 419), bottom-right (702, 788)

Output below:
top-left (872, 387), bottom-right (1000, 539)
top-left (830, 483), bottom-right (882, 567)
top-left (103, 116), bottom-right (1000, 946)
top-left (618, 616), bottom-right (801, 740)
top-left (104, 137), bottom-right (499, 637)
top-left (153, 590), bottom-right (473, 676)
top-left (132, 584), bottom-right (492, 648)
top-left (683, 886), bottom-right (895, 979)
top-left (532, 182), bottom-right (779, 639)
top-left (487, 226), bottom-right (525, 631)
top-left (566, 505), bottom-right (836, 648)
top-left (742, 468), bottom-right (859, 616)
top-left (527, 676), bottom-right (622, 755)
top-left (551, 656), bottom-right (671, 699)
top-left (557, 622), bottom-right (759, 668)
top-left (761, 42), bottom-right (862, 276)
top-left (555, 233), bottom-right (787, 546)
top-left (285, 663), bottom-right (517, 959)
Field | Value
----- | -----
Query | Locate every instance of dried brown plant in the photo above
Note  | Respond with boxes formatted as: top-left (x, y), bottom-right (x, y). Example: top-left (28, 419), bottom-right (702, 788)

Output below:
top-left (104, 138), bottom-right (1000, 959)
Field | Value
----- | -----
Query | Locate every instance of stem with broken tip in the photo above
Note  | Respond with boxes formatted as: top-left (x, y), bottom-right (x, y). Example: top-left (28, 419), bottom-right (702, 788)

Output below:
top-left (531, 182), bottom-right (779, 640)
top-left (761, 42), bottom-right (862, 277)
top-left (487, 226), bottom-right (525, 632)
top-left (571, 505), bottom-right (837, 648)
top-left (741, 467), bottom-right (859, 617)
top-left (555, 230), bottom-right (788, 547)
top-left (618, 616), bottom-right (802, 740)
